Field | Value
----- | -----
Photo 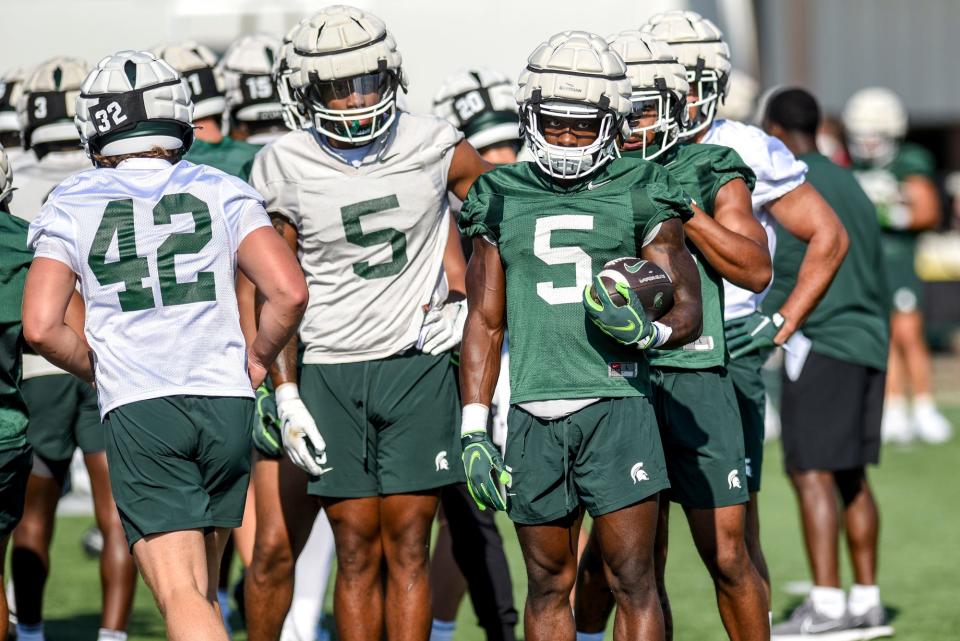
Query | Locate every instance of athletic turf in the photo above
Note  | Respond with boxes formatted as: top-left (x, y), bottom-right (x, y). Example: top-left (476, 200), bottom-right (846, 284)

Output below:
top-left (13, 406), bottom-right (960, 640)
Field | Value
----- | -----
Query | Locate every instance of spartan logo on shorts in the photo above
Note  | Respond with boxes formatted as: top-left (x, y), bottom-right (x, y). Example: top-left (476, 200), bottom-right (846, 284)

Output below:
top-left (630, 462), bottom-right (649, 484)
top-left (435, 451), bottom-right (449, 472)
top-left (727, 469), bottom-right (741, 490)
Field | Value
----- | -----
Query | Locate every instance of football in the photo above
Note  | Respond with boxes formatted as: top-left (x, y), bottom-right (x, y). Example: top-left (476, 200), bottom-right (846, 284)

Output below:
top-left (589, 257), bottom-right (675, 320)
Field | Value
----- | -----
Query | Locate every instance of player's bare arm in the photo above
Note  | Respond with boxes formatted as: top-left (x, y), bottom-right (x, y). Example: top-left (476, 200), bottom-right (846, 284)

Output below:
top-left (443, 213), bottom-right (467, 300)
top-left (641, 218), bottom-right (703, 348)
top-left (766, 182), bottom-right (849, 342)
top-left (447, 139), bottom-right (494, 201)
top-left (902, 175), bottom-right (940, 230)
top-left (683, 179), bottom-right (772, 293)
top-left (256, 213), bottom-right (302, 387)
top-left (22, 258), bottom-right (94, 383)
top-left (459, 238), bottom-right (506, 407)
top-left (237, 223), bottom-right (309, 388)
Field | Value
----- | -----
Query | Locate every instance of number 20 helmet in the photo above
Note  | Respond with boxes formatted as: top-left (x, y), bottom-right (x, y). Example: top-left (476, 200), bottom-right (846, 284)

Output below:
top-left (517, 31), bottom-right (633, 180)
top-left (286, 5), bottom-right (406, 144)
top-left (432, 69), bottom-right (519, 151)
top-left (74, 50), bottom-right (194, 161)
top-left (607, 30), bottom-right (689, 159)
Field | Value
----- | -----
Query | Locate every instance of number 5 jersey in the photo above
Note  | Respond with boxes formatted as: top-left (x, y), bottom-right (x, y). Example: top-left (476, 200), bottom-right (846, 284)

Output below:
top-left (27, 158), bottom-right (271, 417)
top-left (250, 111), bottom-right (463, 364)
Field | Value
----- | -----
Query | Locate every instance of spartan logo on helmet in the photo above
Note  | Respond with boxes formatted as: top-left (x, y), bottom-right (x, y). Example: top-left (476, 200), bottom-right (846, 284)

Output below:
top-left (433, 68), bottom-right (520, 152)
top-left (75, 50), bottom-right (194, 162)
top-left (642, 10), bottom-right (731, 139)
top-left (516, 30), bottom-right (633, 180)
top-left (17, 57), bottom-right (89, 152)
top-left (630, 462), bottom-right (650, 484)
top-left (843, 87), bottom-right (908, 167)
top-left (607, 30), bottom-right (689, 160)
top-left (286, 5), bottom-right (406, 145)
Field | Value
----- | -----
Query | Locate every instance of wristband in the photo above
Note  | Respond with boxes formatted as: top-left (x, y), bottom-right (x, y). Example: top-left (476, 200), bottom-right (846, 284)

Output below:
top-left (652, 321), bottom-right (672, 348)
top-left (275, 383), bottom-right (300, 405)
top-left (461, 403), bottom-right (490, 436)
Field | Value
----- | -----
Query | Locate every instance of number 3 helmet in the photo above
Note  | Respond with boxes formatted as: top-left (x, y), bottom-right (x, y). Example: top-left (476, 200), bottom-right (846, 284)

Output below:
top-left (607, 30), bottom-right (689, 160)
top-left (842, 87), bottom-right (908, 166)
top-left (432, 69), bottom-right (519, 152)
top-left (286, 5), bottom-right (406, 144)
top-left (16, 57), bottom-right (89, 151)
top-left (0, 143), bottom-right (12, 206)
top-left (75, 50), bottom-right (194, 160)
top-left (219, 34), bottom-right (284, 132)
top-left (517, 30), bottom-right (633, 180)
top-left (642, 10), bottom-right (731, 139)
top-left (151, 41), bottom-right (225, 121)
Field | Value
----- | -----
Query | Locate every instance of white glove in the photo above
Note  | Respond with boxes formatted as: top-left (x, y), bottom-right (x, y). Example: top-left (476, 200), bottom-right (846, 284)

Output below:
top-left (275, 383), bottom-right (330, 476)
top-left (418, 299), bottom-right (467, 355)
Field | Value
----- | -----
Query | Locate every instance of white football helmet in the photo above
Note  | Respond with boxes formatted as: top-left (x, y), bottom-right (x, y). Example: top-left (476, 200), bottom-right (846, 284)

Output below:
top-left (843, 87), bottom-right (908, 166)
top-left (0, 143), bottom-right (12, 206)
top-left (75, 50), bottom-right (194, 160)
top-left (220, 33), bottom-right (284, 129)
top-left (152, 41), bottom-right (225, 121)
top-left (642, 10), bottom-right (731, 139)
top-left (432, 68), bottom-right (519, 151)
top-left (275, 20), bottom-right (311, 131)
top-left (517, 31), bottom-right (632, 180)
top-left (607, 30), bottom-right (689, 160)
top-left (0, 68), bottom-right (29, 142)
top-left (717, 69), bottom-right (759, 123)
top-left (286, 5), bottom-right (406, 144)
top-left (16, 57), bottom-right (89, 150)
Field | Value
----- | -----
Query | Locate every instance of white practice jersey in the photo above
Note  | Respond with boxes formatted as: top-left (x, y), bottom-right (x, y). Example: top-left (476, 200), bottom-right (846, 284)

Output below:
top-left (27, 158), bottom-right (270, 417)
top-left (701, 119), bottom-right (807, 320)
top-left (251, 111), bottom-right (463, 364)
top-left (10, 149), bottom-right (90, 379)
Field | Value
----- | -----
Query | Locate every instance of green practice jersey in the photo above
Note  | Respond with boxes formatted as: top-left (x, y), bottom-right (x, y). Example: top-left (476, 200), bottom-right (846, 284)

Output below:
top-left (0, 212), bottom-right (32, 450)
top-left (766, 153), bottom-right (889, 370)
top-left (184, 137), bottom-right (261, 181)
top-left (627, 144), bottom-right (755, 369)
top-left (459, 158), bottom-right (692, 403)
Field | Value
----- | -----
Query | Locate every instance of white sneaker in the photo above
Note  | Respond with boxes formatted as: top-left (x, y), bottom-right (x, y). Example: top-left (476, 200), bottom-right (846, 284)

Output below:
top-left (881, 401), bottom-right (914, 444)
top-left (912, 405), bottom-right (953, 443)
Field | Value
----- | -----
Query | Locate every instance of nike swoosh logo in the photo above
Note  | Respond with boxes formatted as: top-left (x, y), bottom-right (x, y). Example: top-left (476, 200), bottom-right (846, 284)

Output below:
top-left (801, 619), bottom-right (846, 634)
top-left (598, 320), bottom-right (636, 333)
top-left (624, 260), bottom-right (646, 274)
top-left (586, 179), bottom-right (611, 190)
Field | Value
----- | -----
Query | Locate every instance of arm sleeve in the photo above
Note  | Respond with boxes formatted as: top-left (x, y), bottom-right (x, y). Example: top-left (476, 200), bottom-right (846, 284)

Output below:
top-left (638, 165), bottom-right (695, 237)
top-left (433, 118), bottom-right (466, 183)
top-left (749, 132), bottom-right (808, 208)
top-left (26, 201), bottom-right (79, 273)
top-left (702, 147), bottom-right (757, 214)
top-left (458, 175), bottom-right (502, 243)
top-left (249, 145), bottom-right (300, 227)
top-left (220, 174), bottom-right (273, 253)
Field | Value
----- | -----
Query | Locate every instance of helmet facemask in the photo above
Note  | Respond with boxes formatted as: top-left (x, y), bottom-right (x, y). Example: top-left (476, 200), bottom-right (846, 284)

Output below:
top-left (299, 69), bottom-right (399, 144)
top-left (847, 133), bottom-right (899, 167)
top-left (680, 61), bottom-right (725, 139)
top-left (523, 98), bottom-right (620, 180)
top-left (623, 79), bottom-right (685, 160)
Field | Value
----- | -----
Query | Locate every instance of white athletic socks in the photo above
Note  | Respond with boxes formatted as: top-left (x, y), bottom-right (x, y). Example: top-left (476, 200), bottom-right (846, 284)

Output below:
top-left (810, 586), bottom-right (846, 619)
top-left (15, 623), bottom-right (45, 641)
top-left (848, 584), bottom-right (881, 616)
top-left (429, 619), bottom-right (456, 641)
top-left (97, 629), bottom-right (128, 641)
top-left (575, 632), bottom-right (605, 641)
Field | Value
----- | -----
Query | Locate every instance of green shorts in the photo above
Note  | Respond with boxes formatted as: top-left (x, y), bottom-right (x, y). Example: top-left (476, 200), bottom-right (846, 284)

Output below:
top-left (0, 444), bottom-right (32, 538)
top-left (881, 233), bottom-right (922, 313)
top-left (724, 350), bottom-right (766, 493)
top-left (22, 374), bottom-right (103, 462)
top-left (503, 397), bottom-right (669, 525)
top-left (301, 351), bottom-right (464, 498)
top-left (104, 395), bottom-right (253, 547)
top-left (652, 367), bottom-right (749, 508)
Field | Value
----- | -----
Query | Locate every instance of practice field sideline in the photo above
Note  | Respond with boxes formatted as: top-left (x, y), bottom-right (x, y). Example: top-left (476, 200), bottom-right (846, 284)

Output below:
top-left (10, 407), bottom-right (960, 641)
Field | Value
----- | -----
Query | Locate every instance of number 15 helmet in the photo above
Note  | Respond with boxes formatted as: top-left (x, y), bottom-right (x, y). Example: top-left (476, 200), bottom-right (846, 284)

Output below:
top-left (219, 34), bottom-right (284, 131)
top-left (74, 50), bottom-right (194, 161)
top-left (286, 5), bottom-right (406, 144)
top-left (517, 31), bottom-right (633, 180)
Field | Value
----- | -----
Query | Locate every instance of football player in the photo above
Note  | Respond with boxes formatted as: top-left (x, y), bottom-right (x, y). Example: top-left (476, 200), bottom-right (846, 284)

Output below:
top-left (0, 69), bottom-right (34, 169)
top-left (154, 42), bottom-right (260, 180)
top-left (843, 87), bottom-right (950, 444)
top-left (763, 87), bottom-right (892, 640)
top-left (0, 143), bottom-right (33, 641)
top-left (458, 31), bottom-right (703, 641)
top-left (642, 10), bottom-right (848, 611)
top-left (220, 34), bottom-right (288, 145)
top-left (8, 57), bottom-right (138, 641)
top-left (21, 49), bottom-right (306, 641)
top-left (248, 7), bottom-right (490, 641)
top-left (575, 31), bottom-right (771, 641)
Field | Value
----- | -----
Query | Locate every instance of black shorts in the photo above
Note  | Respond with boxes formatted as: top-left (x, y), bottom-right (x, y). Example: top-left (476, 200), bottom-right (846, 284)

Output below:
top-left (780, 351), bottom-right (884, 472)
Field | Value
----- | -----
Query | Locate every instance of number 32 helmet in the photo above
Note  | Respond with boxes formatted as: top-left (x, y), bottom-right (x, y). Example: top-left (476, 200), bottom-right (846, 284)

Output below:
top-left (286, 5), bottom-right (406, 144)
top-left (74, 50), bottom-right (194, 161)
top-left (517, 31), bottom-right (633, 180)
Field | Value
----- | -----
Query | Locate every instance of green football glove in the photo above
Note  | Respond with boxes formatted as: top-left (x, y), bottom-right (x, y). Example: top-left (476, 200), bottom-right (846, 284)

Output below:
top-left (583, 276), bottom-right (658, 349)
top-left (726, 311), bottom-right (785, 359)
top-left (252, 384), bottom-right (283, 458)
top-left (461, 431), bottom-right (512, 512)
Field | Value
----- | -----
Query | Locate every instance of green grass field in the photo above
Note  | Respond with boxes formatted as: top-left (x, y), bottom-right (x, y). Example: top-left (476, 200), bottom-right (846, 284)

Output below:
top-left (12, 407), bottom-right (960, 640)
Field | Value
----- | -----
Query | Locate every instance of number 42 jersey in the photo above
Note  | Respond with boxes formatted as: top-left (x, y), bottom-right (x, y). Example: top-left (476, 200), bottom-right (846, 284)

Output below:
top-left (27, 158), bottom-right (271, 417)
